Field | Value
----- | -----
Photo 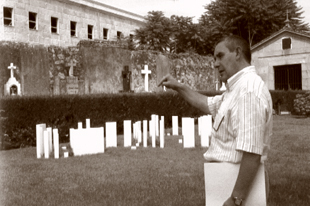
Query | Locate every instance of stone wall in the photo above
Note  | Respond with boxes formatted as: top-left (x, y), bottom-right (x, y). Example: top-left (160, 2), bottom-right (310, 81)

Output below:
top-left (0, 0), bottom-right (144, 47)
top-left (0, 40), bottom-right (215, 97)
top-left (0, 41), bottom-right (50, 97)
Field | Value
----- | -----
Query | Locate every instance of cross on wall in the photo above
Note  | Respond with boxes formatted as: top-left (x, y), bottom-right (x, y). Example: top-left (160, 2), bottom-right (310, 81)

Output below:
top-left (68, 59), bottom-right (77, 77)
top-left (141, 65), bottom-right (151, 92)
top-left (8, 63), bottom-right (16, 78)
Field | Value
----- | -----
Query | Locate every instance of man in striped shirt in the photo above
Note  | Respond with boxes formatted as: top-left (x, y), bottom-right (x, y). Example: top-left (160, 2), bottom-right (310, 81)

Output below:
top-left (158, 35), bottom-right (272, 206)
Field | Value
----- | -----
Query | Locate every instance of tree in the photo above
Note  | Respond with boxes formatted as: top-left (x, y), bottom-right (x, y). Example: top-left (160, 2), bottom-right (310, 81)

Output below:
top-left (134, 11), bottom-right (173, 52)
top-left (170, 15), bottom-right (204, 54)
top-left (200, 0), bottom-right (310, 47)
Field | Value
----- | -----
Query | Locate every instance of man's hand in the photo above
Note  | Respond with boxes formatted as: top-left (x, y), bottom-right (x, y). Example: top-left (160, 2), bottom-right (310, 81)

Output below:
top-left (223, 197), bottom-right (235, 206)
top-left (157, 74), bottom-right (182, 91)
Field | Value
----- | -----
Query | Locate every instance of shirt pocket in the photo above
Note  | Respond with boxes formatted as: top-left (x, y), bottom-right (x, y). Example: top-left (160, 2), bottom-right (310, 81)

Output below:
top-left (213, 112), bottom-right (225, 131)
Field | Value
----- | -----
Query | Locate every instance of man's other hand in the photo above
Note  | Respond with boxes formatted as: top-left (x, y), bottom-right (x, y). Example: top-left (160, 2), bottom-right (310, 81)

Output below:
top-left (157, 74), bottom-right (181, 91)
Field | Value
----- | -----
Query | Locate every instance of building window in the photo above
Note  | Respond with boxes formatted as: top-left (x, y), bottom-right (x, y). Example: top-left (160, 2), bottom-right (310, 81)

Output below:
top-left (71, 21), bottom-right (77, 37)
top-left (88, 25), bottom-right (93, 39)
top-left (282, 37), bottom-right (291, 50)
top-left (29, 12), bottom-right (37, 30)
top-left (3, 7), bottom-right (13, 26)
top-left (51, 17), bottom-right (58, 34)
top-left (117, 31), bottom-right (122, 40)
top-left (130, 34), bottom-right (134, 41)
top-left (103, 28), bottom-right (108, 40)
top-left (274, 64), bottom-right (302, 90)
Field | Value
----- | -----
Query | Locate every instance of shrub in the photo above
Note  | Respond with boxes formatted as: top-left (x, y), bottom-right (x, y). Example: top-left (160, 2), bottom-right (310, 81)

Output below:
top-left (0, 91), bottom-right (222, 148)
top-left (294, 92), bottom-right (310, 116)
top-left (269, 90), bottom-right (307, 114)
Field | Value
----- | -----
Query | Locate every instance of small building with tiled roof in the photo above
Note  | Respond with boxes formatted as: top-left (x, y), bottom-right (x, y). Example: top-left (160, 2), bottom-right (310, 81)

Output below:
top-left (251, 23), bottom-right (310, 90)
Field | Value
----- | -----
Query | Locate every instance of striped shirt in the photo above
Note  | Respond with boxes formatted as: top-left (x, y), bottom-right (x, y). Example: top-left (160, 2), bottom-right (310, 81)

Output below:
top-left (203, 66), bottom-right (273, 163)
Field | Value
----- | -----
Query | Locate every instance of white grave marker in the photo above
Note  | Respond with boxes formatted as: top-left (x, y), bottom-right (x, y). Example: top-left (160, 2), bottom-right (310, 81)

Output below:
top-left (160, 116), bottom-right (164, 148)
top-left (172, 116), bottom-right (178, 135)
top-left (200, 115), bottom-right (212, 147)
top-left (143, 120), bottom-right (148, 147)
top-left (106, 122), bottom-right (117, 148)
top-left (53, 129), bottom-right (59, 159)
top-left (150, 115), bottom-right (156, 147)
top-left (43, 130), bottom-right (50, 159)
top-left (182, 117), bottom-right (195, 148)
top-left (137, 121), bottom-right (142, 143)
top-left (155, 115), bottom-right (159, 137)
top-left (36, 124), bottom-right (46, 158)
top-left (70, 127), bottom-right (104, 156)
top-left (141, 65), bottom-right (151, 92)
top-left (47, 127), bottom-right (53, 155)
top-left (123, 120), bottom-right (132, 147)
top-left (86, 119), bottom-right (90, 128)
top-left (78, 122), bottom-right (83, 129)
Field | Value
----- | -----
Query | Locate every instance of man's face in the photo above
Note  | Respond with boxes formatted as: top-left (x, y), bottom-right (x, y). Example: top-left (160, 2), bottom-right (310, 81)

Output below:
top-left (214, 41), bottom-right (237, 82)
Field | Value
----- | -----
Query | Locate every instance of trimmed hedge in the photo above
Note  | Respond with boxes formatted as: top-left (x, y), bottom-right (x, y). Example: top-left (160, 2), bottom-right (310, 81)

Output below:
top-left (0, 91), bottom-right (222, 148)
top-left (2, 90), bottom-right (307, 149)
top-left (269, 90), bottom-right (308, 114)
top-left (294, 91), bottom-right (310, 116)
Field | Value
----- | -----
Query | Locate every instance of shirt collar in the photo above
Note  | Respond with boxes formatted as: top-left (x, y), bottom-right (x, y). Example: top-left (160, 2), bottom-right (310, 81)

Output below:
top-left (226, 66), bottom-right (256, 91)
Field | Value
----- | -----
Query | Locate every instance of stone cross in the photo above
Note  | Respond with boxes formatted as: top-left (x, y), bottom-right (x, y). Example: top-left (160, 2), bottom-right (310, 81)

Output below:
top-left (141, 65), bottom-right (151, 92)
top-left (8, 63), bottom-right (16, 78)
top-left (68, 59), bottom-right (76, 77)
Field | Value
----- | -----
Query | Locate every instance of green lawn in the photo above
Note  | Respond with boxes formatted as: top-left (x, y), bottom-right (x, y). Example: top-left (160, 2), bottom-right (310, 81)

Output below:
top-left (0, 115), bottom-right (309, 206)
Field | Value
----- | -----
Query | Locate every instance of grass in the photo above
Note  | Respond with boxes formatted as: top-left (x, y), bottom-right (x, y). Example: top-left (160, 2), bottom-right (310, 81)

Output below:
top-left (0, 115), bottom-right (310, 206)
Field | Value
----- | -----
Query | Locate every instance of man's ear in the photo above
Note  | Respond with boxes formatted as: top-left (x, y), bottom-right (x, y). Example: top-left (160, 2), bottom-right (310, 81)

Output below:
top-left (235, 46), bottom-right (242, 60)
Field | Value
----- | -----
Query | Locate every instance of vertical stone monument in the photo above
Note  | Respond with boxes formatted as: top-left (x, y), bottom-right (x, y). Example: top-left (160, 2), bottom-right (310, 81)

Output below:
top-left (121, 66), bottom-right (133, 92)
top-left (156, 54), bottom-right (170, 92)
top-left (4, 63), bottom-right (21, 96)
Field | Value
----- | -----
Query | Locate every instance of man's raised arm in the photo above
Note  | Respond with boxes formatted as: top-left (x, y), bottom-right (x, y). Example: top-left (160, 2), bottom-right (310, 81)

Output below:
top-left (158, 74), bottom-right (211, 115)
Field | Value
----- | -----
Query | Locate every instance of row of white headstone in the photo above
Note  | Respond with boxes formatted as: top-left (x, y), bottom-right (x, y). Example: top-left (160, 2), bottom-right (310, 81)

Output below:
top-left (36, 115), bottom-right (212, 158)
top-left (36, 124), bottom-right (60, 159)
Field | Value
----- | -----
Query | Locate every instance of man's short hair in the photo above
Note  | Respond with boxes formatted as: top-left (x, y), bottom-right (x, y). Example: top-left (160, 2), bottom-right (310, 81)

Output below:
top-left (216, 35), bottom-right (251, 64)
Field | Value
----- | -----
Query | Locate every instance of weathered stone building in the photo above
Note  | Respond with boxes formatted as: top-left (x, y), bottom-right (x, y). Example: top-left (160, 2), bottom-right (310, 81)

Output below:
top-left (251, 25), bottom-right (310, 90)
top-left (1, 0), bottom-right (145, 46)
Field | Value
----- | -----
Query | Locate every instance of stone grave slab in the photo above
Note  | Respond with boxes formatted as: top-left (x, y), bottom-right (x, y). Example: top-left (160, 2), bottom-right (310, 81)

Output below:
top-left (124, 120), bottom-right (132, 147)
top-left (150, 115), bottom-right (156, 148)
top-left (53, 129), bottom-right (59, 159)
top-left (106, 122), bottom-right (117, 148)
top-left (200, 115), bottom-right (212, 147)
top-left (182, 117), bottom-right (195, 148)
top-left (172, 116), bottom-right (179, 135)
top-left (44, 130), bottom-right (50, 159)
top-left (160, 116), bottom-right (164, 148)
top-left (143, 120), bottom-right (148, 147)
top-left (66, 76), bottom-right (79, 95)
top-left (36, 123), bottom-right (46, 158)
top-left (70, 127), bottom-right (104, 156)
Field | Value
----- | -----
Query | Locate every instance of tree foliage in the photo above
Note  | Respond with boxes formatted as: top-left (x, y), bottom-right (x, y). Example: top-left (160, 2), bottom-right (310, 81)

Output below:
top-left (134, 0), bottom-right (310, 55)
top-left (200, 0), bottom-right (310, 47)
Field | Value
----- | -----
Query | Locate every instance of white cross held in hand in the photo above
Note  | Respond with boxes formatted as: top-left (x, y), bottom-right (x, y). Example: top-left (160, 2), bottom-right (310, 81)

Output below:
top-left (141, 65), bottom-right (151, 92)
top-left (8, 63), bottom-right (16, 78)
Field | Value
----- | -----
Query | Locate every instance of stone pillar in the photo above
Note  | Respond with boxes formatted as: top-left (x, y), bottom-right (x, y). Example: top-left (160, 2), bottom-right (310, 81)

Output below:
top-left (85, 78), bottom-right (90, 94)
top-left (53, 75), bottom-right (60, 95)
top-left (156, 54), bottom-right (170, 92)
